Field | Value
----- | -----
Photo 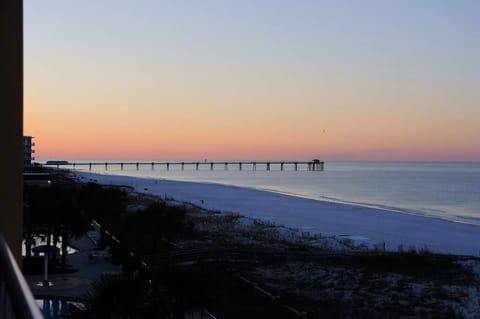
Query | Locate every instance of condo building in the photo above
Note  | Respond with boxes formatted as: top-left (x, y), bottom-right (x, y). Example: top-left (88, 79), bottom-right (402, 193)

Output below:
top-left (23, 135), bottom-right (35, 168)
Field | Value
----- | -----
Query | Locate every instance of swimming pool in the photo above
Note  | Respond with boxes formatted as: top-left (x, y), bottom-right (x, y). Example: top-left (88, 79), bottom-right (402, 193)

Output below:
top-left (36, 298), bottom-right (86, 319)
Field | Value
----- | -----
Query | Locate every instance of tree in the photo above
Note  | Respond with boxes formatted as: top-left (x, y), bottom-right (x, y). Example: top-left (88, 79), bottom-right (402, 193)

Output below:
top-left (82, 273), bottom-right (155, 318)
top-left (23, 183), bottom-right (89, 270)
top-left (122, 202), bottom-right (187, 254)
top-left (78, 183), bottom-right (128, 221)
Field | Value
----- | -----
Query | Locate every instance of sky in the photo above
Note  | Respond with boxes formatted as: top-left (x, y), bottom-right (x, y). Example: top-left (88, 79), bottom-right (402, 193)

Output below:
top-left (24, 0), bottom-right (480, 161)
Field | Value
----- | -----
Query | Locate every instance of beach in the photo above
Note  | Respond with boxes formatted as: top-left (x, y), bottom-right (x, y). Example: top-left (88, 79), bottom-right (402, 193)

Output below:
top-left (74, 171), bottom-right (480, 256)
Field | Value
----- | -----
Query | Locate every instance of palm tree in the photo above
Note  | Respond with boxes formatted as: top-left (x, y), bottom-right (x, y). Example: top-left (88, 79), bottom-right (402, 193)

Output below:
top-left (23, 183), bottom-right (90, 269)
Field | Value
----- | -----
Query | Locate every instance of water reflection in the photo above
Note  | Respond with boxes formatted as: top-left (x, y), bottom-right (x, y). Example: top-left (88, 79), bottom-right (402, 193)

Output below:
top-left (36, 298), bottom-right (85, 319)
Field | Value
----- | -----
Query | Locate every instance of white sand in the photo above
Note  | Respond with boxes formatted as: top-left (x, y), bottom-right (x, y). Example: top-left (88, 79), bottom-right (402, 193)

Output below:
top-left (74, 171), bottom-right (480, 256)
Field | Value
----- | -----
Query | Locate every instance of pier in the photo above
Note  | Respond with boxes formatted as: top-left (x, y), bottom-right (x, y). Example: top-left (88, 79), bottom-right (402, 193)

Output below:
top-left (44, 160), bottom-right (325, 172)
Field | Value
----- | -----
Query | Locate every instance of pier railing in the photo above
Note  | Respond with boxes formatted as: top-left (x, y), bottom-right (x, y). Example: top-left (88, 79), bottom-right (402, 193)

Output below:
top-left (0, 233), bottom-right (43, 319)
top-left (43, 160), bottom-right (324, 172)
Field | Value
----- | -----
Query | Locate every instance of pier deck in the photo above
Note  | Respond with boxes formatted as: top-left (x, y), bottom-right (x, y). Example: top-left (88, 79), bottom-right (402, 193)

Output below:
top-left (43, 160), bottom-right (324, 171)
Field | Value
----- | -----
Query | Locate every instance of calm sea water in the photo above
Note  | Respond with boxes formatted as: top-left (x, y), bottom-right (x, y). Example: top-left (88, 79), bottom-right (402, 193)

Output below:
top-left (66, 161), bottom-right (480, 226)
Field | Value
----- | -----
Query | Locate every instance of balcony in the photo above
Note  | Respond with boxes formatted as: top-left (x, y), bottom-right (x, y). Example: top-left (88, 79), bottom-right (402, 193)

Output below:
top-left (0, 233), bottom-right (43, 319)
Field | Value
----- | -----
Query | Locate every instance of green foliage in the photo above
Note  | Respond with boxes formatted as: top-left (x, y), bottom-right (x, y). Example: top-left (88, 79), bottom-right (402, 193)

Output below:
top-left (24, 183), bottom-right (88, 233)
top-left (83, 274), bottom-right (152, 319)
top-left (78, 183), bottom-right (129, 219)
top-left (23, 182), bottom-right (90, 271)
top-left (120, 202), bottom-right (188, 253)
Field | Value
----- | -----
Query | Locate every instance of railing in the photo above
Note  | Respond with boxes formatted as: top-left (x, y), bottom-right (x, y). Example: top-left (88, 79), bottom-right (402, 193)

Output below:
top-left (0, 233), bottom-right (43, 319)
top-left (43, 160), bottom-right (325, 172)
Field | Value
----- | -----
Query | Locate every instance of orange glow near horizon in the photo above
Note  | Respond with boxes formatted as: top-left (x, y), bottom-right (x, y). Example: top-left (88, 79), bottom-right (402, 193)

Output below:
top-left (25, 85), bottom-right (480, 161)
top-left (25, 79), bottom-right (480, 161)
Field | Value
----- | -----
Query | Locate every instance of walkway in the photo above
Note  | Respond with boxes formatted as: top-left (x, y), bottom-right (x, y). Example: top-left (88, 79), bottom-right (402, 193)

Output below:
top-left (26, 234), bottom-right (122, 299)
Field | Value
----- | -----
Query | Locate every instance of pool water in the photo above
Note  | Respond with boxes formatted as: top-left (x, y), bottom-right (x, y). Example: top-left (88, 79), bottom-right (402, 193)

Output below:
top-left (36, 298), bottom-right (86, 318)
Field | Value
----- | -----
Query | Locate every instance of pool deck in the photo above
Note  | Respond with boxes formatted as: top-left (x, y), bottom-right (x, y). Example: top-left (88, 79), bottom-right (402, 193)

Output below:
top-left (25, 233), bottom-right (122, 299)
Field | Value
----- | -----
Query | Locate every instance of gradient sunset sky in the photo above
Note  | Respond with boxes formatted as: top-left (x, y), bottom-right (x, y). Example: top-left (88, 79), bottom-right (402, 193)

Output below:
top-left (24, 1), bottom-right (479, 161)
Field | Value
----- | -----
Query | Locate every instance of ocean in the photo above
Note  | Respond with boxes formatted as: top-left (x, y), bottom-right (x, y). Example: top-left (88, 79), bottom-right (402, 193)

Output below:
top-left (67, 161), bottom-right (480, 227)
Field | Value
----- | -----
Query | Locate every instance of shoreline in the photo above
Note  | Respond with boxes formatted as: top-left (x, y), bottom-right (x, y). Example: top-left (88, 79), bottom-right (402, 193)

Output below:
top-left (251, 186), bottom-right (480, 228)
top-left (72, 170), bottom-right (480, 256)
top-left (68, 164), bottom-right (480, 227)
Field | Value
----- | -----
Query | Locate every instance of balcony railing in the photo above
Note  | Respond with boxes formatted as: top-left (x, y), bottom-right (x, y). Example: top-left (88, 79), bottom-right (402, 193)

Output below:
top-left (0, 233), bottom-right (43, 319)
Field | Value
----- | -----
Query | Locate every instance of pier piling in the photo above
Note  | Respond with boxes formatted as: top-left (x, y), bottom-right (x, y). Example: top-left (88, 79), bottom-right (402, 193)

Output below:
top-left (46, 160), bottom-right (325, 172)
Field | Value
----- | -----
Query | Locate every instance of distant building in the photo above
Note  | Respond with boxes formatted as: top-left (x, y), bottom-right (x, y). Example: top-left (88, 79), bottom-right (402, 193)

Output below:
top-left (23, 135), bottom-right (35, 168)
